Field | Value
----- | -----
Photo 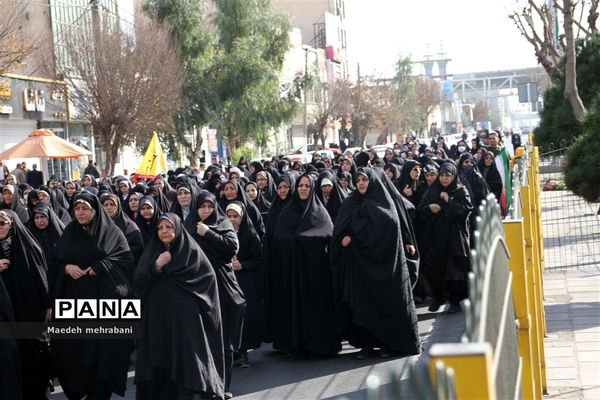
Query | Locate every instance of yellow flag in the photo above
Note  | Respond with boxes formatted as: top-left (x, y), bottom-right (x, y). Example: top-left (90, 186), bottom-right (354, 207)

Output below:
top-left (137, 132), bottom-right (167, 176)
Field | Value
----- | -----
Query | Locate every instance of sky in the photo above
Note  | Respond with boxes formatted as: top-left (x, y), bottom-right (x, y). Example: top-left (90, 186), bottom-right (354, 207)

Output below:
top-left (345, 0), bottom-right (540, 78)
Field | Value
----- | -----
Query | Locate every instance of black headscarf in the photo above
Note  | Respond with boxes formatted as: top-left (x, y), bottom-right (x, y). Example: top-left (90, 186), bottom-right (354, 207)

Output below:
top-left (1, 185), bottom-right (29, 225)
top-left (244, 181), bottom-right (271, 222)
top-left (135, 196), bottom-right (161, 246)
top-left (134, 213), bottom-right (225, 398)
top-left (27, 203), bottom-right (65, 300)
top-left (218, 180), bottom-right (265, 238)
top-left (203, 171), bottom-right (227, 195)
top-left (398, 160), bottom-right (424, 207)
top-left (170, 183), bottom-right (199, 235)
top-left (314, 170), bottom-right (347, 222)
top-left (457, 153), bottom-right (489, 210)
top-left (477, 148), bottom-right (503, 201)
top-left (0, 209), bottom-right (49, 321)
top-left (100, 193), bottom-right (144, 267)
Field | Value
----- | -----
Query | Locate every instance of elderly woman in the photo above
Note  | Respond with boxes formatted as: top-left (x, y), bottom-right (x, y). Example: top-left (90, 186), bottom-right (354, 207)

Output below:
top-left (53, 192), bottom-right (135, 399)
top-left (0, 209), bottom-right (52, 399)
top-left (330, 168), bottom-right (421, 359)
top-left (135, 213), bottom-right (225, 400)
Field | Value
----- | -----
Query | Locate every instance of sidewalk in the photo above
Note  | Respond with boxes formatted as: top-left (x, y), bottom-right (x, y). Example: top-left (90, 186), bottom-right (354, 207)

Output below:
top-left (541, 189), bottom-right (600, 399)
top-left (543, 269), bottom-right (600, 399)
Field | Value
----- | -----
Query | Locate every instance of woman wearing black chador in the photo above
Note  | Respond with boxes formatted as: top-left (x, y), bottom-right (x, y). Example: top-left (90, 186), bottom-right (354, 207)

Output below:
top-left (330, 168), bottom-right (421, 359)
top-left (53, 192), bottom-right (135, 400)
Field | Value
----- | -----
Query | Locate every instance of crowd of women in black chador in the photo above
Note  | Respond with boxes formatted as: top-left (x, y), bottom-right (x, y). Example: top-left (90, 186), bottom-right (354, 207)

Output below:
top-left (0, 137), bottom-right (503, 398)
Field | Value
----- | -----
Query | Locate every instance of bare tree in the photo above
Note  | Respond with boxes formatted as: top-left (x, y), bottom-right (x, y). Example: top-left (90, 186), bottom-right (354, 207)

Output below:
top-left (562, 0), bottom-right (587, 120)
top-left (509, 0), bottom-right (598, 121)
top-left (309, 80), bottom-right (353, 149)
top-left (414, 76), bottom-right (441, 133)
top-left (0, 0), bottom-right (37, 75)
top-left (63, 14), bottom-right (182, 176)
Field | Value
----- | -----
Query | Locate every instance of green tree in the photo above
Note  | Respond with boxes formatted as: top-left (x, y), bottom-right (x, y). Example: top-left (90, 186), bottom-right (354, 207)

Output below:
top-left (143, 0), bottom-right (216, 166)
top-left (210, 0), bottom-right (301, 151)
top-left (535, 33), bottom-right (600, 148)
top-left (564, 97), bottom-right (600, 201)
top-left (145, 0), bottom-right (302, 163)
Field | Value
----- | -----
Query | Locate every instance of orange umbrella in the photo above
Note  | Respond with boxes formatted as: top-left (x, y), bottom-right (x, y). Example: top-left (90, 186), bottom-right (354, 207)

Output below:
top-left (0, 129), bottom-right (92, 159)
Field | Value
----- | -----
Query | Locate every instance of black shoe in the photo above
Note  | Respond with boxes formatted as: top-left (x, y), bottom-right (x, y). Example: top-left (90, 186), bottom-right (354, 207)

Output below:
top-left (446, 302), bottom-right (462, 314)
top-left (355, 347), bottom-right (372, 360)
top-left (238, 355), bottom-right (249, 368)
top-left (428, 298), bottom-right (445, 312)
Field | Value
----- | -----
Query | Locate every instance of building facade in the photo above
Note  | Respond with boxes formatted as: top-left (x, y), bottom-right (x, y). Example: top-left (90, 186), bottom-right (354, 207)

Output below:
top-left (0, 0), bottom-right (136, 178)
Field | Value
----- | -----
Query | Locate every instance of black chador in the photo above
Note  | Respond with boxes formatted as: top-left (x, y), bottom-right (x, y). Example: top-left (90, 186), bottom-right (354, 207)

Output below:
top-left (330, 168), bottom-right (421, 356)
top-left (135, 213), bottom-right (225, 399)
top-left (53, 192), bottom-right (135, 399)
top-left (271, 173), bottom-right (339, 357)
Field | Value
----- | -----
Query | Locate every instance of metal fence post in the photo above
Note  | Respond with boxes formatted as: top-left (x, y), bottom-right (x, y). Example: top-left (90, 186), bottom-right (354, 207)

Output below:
top-left (522, 184), bottom-right (548, 395)
top-left (504, 219), bottom-right (541, 399)
top-left (428, 343), bottom-right (497, 400)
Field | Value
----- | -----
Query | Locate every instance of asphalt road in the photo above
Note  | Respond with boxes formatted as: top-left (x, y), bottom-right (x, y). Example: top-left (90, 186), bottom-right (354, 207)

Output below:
top-left (51, 301), bottom-right (465, 399)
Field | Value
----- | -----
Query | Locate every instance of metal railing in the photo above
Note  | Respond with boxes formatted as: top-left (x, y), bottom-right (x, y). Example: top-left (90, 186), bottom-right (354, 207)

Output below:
top-left (537, 145), bottom-right (600, 270)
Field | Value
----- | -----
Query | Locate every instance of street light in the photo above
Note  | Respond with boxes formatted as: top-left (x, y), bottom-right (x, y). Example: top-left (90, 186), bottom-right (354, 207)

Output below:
top-left (302, 45), bottom-right (318, 153)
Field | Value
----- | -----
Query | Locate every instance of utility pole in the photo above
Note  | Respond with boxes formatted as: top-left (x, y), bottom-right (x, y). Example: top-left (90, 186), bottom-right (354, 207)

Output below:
top-left (303, 47), bottom-right (308, 153)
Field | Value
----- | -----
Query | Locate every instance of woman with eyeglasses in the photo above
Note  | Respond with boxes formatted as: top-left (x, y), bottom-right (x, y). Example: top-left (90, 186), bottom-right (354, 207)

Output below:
top-left (270, 173), bottom-right (339, 358)
top-left (417, 163), bottom-right (473, 314)
top-left (53, 192), bottom-right (135, 400)
top-left (330, 168), bottom-right (421, 359)
top-left (0, 209), bottom-right (52, 399)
